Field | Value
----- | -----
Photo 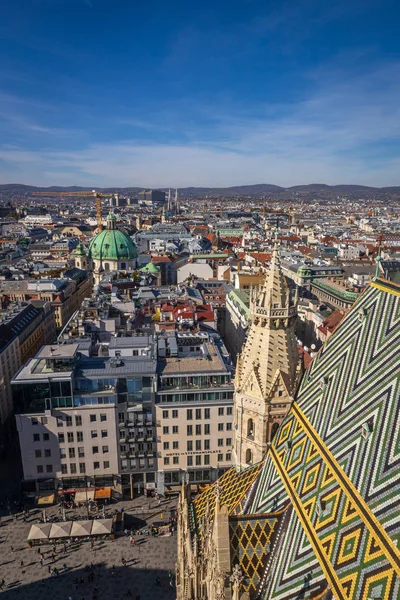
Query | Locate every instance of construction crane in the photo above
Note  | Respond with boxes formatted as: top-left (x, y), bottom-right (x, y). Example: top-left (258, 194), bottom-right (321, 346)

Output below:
top-left (31, 190), bottom-right (117, 231)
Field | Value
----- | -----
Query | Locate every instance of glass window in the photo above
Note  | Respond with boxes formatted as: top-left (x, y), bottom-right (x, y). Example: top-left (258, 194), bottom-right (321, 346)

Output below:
top-left (33, 434), bottom-right (40, 442)
top-left (227, 407), bottom-right (233, 415)
top-left (94, 462), bottom-right (100, 470)
top-left (218, 439), bottom-right (223, 447)
top-left (204, 455), bottom-right (210, 465)
top-left (204, 424), bottom-right (210, 435)
top-left (67, 432), bottom-right (74, 443)
top-left (204, 439), bottom-right (210, 450)
top-left (58, 433), bottom-right (65, 443)
top-left (218, 423), bottom-right (224, 431)
top-left (196, 440), bottom-right (201, 451)
top-left (163, 442), bottom-right (169, 450)
top-left (43, 433), bottom-right (49, 441)
top-left (173, 456), bottom-right (179, 464)
top-left (37, 465), bottom-right (43, 474)
top-left (70, 463), bottom-right (76, 474)
top-left (187, 440), bottom-right (193, 451)
top-left (187, 409), bottom-right (192, 420)
top-left (196, 409), bottom-right (201, 420)
top-left (164, 457), bottom-right (170, 465)
top-left (187, 425), bottom-right (193, 436)
top-left (57, 417), bottom-right (63, 427)
top-left (61, 464), bottom-right (68, 474)
top-left (172, 410), bottom-right (178, 418)
top-left (77, 432), bottom-right (83, 442)
top-left (172, 425), bottom-right (178, 434)
top-left (102, 446), bottom-right (109, 453)
top-left (41, 417), bottom-right (48, 425)
top-left (218, 407), bottom-right (224, 416)
top-left (162, 410), bottom-right (169, 419)
top-left (218, 453), bottom-right (223, 461)
top-left (187, 456), bottom-right (193, 466)
top-left (31, 418), bottom-right (38, 425)
top-left (35, 449), bottom-right (42, 458)
top-left (75, 416), bottom-right (82, 426)
top-left (79, 463), bottom-right (86, 474)
top-left (69, 448), bottom-right (75, 458)
top-left (226, 423), bottom-right (232, 431)
top-left (100, 414), bottom-right (107, 422)
top-left (163, 426), bottom-right (169, 435)
top-left (226, 453), bottom-right (231, 461)
top-left (44, 449), bottom-right (51, 458)
top-left (104, 461), bottom-right (110, 469)
top-left (204, 408), bottom-right (210, 419)
top-left (65, 416), bottom-right (72, 427)
top-left (60, 448), bottom-right (66, 458)
top-left (90, 414), bottom-right (96, 422)
top-left (78, 448), bottom-right (84, 458)
top-left (101, 430), bottom-right (108, 438)
top-left (91, 431), bottom-right (98, 438)
top-left (92, 446), bottom-right (99, 454)
top-left (226, 438), bottom-right (232, 446)
top-left (196, 455), bottom-right (201, 466)
top-left (195, 424), bottom-right (201, 435)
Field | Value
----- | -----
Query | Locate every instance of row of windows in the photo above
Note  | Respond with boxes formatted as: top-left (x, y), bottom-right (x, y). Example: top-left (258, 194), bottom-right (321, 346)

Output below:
top-left (56, 414), bottom-right (107, 427)
top-left (57, 430), bottom-right (108, 444)
top-left (59, 446), bottom-right (109, 458)
top-left (59, 461), bottom-right (110, 475)
top-left (163, 453), bottom-right (231, 466)
top-left (163, 422), bottom-right (233, 439)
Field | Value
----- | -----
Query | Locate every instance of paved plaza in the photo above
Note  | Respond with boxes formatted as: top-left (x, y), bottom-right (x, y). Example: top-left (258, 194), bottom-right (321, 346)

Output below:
top-left (0, 496), bottom-right (178, 599)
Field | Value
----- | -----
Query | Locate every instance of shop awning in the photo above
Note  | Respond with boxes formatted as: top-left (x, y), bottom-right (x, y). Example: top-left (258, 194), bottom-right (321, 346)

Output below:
top-left (74, 489), bottom-right (95, 503)
top-left (49, 522), bottom-right (72, 539)
top-left (37, 493), bottom-right (55, 505)
top-left (27, 523), bottom-right (52, 541)
top-left (70, 520), bottom-right (92, 537)
top-left (94, 487), bottom-right (111, 500)
top-left (91, 519), bottom-right (113, 536)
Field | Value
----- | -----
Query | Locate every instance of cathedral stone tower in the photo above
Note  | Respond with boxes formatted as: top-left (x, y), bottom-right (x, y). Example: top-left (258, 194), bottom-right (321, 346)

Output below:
top-left (233, 238), bottom-right (300, 469)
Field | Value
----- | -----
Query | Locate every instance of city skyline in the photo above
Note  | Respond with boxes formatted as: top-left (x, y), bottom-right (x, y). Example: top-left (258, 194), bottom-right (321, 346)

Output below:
top-left (1, 0), bottom-right (400, 187)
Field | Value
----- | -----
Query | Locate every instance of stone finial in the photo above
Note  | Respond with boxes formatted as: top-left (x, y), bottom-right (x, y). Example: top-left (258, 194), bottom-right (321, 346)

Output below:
top-left (230, 564), bottom-right (244, 590)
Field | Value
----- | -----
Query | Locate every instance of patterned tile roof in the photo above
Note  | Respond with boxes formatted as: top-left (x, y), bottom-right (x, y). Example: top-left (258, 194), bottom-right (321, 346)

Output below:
top-left (251, 280), bottom-right (400, 599)
top-left (190, 463), bottom-right (263, 538)
top-left (229, 513), bottom-right (279, 598)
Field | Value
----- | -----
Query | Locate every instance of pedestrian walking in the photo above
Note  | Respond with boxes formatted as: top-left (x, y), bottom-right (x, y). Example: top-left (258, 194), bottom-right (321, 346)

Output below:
top-left (0, 579), bottom-right (5, 590)
top-left (168, 570), bottom-right (172, 580)
top-left (63, 543), bottom-right (67, 553)
top-left (122, 557), bottom-right (127, 567)
top-left (40, 557), bottom-right (44, 566)
top-left (37, 547), bottom-right (41, 555)
top-left (131, 537), bottom-right (135, 546)
top-left (20, 560), bottom-right (24, 568)
top-left (48, 565), bottom-right (51, 574)
top-left (10, 545), bottom-right (14, 553)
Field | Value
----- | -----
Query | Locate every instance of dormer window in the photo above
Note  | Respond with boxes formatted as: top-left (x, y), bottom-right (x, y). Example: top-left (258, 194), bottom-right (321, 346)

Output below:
top-left (362, 418), bottom-right (373, 440)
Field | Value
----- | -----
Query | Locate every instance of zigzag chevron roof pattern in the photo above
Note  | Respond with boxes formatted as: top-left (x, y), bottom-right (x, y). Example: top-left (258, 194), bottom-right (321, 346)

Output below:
top-left (251, 280), bottom-right (400, 599)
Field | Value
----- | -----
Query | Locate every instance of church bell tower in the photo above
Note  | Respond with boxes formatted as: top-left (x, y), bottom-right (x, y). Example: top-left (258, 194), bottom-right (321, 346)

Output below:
top-left (233, 237), bottom-right (300, 469)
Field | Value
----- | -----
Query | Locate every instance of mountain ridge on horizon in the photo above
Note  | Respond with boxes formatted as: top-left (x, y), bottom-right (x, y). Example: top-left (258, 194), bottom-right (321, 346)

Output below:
top-left (0, 182), bottom-right (400, 198)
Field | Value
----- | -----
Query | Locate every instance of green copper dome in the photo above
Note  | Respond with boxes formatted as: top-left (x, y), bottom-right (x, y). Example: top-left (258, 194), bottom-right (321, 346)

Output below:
top-left (88, 214), bottom-right (137, 261)
top-left (73, 242), bottom-right (87, 256)
top-left (140, 262), bottom-right (161, 274)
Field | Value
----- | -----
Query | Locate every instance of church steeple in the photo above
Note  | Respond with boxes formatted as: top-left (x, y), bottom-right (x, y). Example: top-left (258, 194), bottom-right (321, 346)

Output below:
top-left (233, 239), bottom-right (300, 469)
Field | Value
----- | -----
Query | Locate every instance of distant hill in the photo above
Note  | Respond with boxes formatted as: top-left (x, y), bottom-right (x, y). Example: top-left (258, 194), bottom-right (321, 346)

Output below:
top-left (0, 182), bottom-right (399, 198)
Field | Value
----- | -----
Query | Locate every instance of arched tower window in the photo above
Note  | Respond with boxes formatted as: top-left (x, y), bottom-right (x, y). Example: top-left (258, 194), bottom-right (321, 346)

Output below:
top-left (247, 418), bottom-right (254, 438)
top-left (271, 422), bottom-right (280, 441)
top-left (104, 263), bottom-right (110, 271)
top-left (245, 449), bottom-right (252, 464)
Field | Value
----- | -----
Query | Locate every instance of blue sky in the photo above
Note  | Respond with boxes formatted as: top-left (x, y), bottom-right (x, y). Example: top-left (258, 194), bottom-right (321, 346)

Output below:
top-left (1, 0), bottom-right (400, 187)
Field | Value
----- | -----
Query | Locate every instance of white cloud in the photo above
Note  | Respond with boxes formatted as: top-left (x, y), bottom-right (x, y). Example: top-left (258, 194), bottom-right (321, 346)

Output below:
top-left (0, 60), bottom-right (400, 186)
